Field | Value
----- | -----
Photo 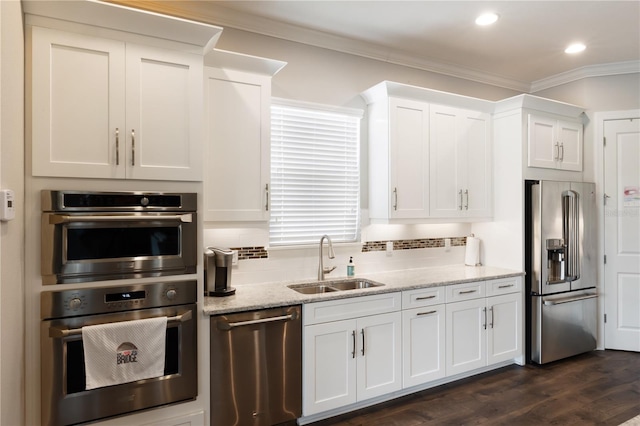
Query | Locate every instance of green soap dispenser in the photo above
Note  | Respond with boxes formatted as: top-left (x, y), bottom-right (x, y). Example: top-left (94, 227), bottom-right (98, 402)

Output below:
top-left (347, 256), bottom-right (355, 277)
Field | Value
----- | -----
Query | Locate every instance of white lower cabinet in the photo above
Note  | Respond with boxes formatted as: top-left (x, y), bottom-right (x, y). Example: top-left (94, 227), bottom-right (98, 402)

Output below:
top-left (402, 304), bottom-right (446, 388)
top-left (303, 293), bottom-right (402, 416)
top-left (446, 278), bottom-right (522, 376)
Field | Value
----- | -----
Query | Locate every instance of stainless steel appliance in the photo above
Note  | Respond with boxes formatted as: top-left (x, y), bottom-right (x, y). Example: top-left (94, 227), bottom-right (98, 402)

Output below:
top-left (526, 180), bottom-right (598, 364)
top-left (204, 247), bottom-right (236, 296)
top-left (210, 306), bottom-right (302, 425)
top-left (41, 280), bottom-right (198, 426)
top-left (41, 190), bottom-right (197, 284)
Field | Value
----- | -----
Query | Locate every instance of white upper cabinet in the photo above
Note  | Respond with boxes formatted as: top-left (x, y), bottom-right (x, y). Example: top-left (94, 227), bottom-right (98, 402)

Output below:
top-left (362, 81), bottom-right (493, 223)
top-left (528, 113), bottom-right (583, 172)
top-left (429, 105), bottom-right (492, 218)
top-left (203, 50), bottom-right (286, 222)
top-left (26, 2), bottom-right (222, 181)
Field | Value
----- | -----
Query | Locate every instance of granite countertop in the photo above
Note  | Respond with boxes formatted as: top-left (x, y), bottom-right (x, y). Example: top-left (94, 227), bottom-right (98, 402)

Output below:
top-left (203, 264), bottom-right (524, 316)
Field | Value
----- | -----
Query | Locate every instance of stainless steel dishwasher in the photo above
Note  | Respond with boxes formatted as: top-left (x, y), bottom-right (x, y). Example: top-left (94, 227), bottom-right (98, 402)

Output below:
top-left (210, 305), bottom-right (302, 425)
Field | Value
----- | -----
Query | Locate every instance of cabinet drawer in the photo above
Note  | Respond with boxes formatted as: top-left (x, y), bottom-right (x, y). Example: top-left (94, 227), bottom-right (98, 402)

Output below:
top-left (485, 276), bottom-right (522, 296)
top-left (402, 287), bottom-right (446, 309)
top-left (445, 281), bottom-right (485, 302)
top-left (303, 292), bottom-right (401, 325)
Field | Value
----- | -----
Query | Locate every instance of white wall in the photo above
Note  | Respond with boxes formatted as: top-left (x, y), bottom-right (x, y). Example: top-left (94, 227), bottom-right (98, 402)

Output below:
top-left (0, 1), bottom-right (25, 425)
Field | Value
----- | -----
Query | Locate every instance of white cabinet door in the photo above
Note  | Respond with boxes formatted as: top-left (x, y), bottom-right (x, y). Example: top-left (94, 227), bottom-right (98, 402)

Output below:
top-left (356, 311), bottom-right (402, 400)
top-left (445, 298), bottom-right (486, 376)
top-left (528, 114), bottom-right (583, 172)
top-left (30, 26), bottom-right (203, 181)
top-left (388, 97), bottom-right (430, 219)
top-left (31, 26), bottom-right (126, 179)
top-left (487, 292), bottom-right (522, 365)
top-left (430, 105), bottom-right (491, 218)
top-left (125, 44), bottom-right (203, 181)
top-left (303, 319), bottom-right (357, 415)
top-left (204, 68), bottom-right (270, 221)
top-left (402, 304), bottom-right (446, 388)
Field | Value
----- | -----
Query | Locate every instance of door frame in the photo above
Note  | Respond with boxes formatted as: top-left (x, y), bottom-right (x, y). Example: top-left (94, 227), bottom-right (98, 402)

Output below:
top-left (594, 109), bottom-right (640, 350)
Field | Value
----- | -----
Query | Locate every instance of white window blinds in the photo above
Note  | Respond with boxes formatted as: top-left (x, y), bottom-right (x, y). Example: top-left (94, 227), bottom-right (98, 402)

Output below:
top-left (270, 100), bottom-right (361, 246)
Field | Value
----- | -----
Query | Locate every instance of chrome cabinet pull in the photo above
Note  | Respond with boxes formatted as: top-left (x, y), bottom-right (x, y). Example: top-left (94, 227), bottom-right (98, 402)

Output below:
top-left (265, 183), bottom-right (270, 211)
top-left (554, 142), bottom-right (560, 160)
top-left (483, 307), bottom-right (487, 330)
top-left (115, 128), bottom-right (120, 166)
top-left (49, 310), bottom-right (192, 338)
top-left (352, 330), bottom-right (356, 359)
top-left (361, 329), bottom-right (365, 356)
top-left (498, 284), bottom-right (514, 289)
top-left (464, 189), bottom-right (469, 210)
top-left (458, 189), bottom-right (463, 210)
top-left (459, 289), bottom-right (476, 295)
top-left (417, 310), bottom-right (437, 316)
top-left (131, 129), bottom-right (136, 166)
top-left (559, 143), bottom-right (564, 161)
top-left (393, 187), bottom-right (398, 211)
top-left (415, 295), bottom-right (436, 300)
top-left (489, 306), bottom-right (494, 328)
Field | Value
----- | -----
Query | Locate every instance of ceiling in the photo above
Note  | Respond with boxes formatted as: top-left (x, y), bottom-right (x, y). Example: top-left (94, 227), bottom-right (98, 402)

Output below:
top-left (113, 1), bottom-right (640, 92)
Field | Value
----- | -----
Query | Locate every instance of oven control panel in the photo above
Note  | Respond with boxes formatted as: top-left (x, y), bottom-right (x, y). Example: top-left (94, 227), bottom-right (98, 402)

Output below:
top-left (40, 280), bottom-right (197, 319)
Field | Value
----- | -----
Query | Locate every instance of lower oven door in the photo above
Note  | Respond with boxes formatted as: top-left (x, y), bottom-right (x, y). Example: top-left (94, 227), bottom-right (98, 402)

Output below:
top-left (41, 304), bottom-right (197, 426)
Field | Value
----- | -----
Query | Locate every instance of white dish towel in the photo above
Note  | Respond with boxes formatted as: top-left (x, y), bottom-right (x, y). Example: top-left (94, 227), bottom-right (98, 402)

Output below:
top-left (82, 317), bottom-right (167, 390)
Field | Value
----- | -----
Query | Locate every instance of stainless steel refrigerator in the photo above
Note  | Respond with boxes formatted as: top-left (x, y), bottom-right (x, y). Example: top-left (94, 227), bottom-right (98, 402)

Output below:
top-left (525, 180), bottom-right (598, 364)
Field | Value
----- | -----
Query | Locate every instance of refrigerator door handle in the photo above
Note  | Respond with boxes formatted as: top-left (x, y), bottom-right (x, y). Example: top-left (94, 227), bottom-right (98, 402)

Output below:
top-left (543, 293), bottom-right (597, 306)
top-left (562, 189), bottom-right (581, 281)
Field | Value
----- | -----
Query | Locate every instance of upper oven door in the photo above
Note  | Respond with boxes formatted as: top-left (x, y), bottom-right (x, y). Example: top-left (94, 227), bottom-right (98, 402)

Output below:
top-left (41, 212), bottom-right (197, 284)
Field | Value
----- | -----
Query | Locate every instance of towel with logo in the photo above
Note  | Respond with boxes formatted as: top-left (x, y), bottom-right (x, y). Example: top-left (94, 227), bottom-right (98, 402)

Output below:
top-left (82, 317), bottom-right (167, 390)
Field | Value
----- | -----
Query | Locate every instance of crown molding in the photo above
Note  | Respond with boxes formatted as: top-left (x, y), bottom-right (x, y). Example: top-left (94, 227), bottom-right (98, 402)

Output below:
top-left (531, 60), bottom-right (640, 93)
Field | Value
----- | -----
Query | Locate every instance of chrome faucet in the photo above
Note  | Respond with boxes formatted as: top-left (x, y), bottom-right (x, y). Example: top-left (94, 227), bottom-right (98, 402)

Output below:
top-left (318, 234), bottom-right (336, 280)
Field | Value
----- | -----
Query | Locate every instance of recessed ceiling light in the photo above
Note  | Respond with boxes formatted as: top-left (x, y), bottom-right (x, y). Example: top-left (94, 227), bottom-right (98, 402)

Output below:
top-left (475, 12), bottom-right (499, 26)
top-left (565, 43), bottom-right (586, 54)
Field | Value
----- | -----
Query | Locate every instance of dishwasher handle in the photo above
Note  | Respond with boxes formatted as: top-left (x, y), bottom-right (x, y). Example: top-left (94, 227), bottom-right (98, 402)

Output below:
top-left (217, 312), bottom-right (297, 330)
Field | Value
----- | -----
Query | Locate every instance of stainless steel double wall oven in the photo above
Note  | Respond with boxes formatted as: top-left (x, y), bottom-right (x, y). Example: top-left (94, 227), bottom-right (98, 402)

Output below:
top-left (40, 191), bottom-right (199, 425)
top-left (41, 190), bottom-right (197, 284)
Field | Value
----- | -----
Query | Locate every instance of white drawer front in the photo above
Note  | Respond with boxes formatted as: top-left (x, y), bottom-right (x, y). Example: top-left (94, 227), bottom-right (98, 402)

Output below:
top-left (485, 276), bottom-right (523, 296)
top-left (402, 287), bottom-right (446, 309)
top-left (445, 281), bottom-right (485, 302)
top-left (303, 292), bottom-right (401, 325)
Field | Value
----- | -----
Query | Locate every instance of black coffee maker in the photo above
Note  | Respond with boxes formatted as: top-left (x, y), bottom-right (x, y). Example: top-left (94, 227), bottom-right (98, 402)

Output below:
top-left (204, 247), bottom-right (236, 297)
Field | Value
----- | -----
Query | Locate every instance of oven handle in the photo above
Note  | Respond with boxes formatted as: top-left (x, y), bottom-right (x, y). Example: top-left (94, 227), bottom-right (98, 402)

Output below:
top-left (49, 213), bottom-right (193, 224)
top-left (48, 310), bottom-right (192, 338)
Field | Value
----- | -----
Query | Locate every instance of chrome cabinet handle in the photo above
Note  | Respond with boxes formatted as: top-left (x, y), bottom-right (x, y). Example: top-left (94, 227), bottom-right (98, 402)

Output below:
top-left (352, 330), bottom-right (356, 359)
top-left (482, 307), bottom-right (487, 330)
top-left (464, 189), bottom-right (469, 210)
top-left (459, 289), bottom-right (476, 295)
top-left (489, 306), bottom-right (494, 328)
top-left (498, 284), bottom-right (514, 289)
top-left (559, 143), bottom-right (564, 161)
top-left (393, 187), bottom-right (398, 211)
top-left (115, 128), bottom-right (120, 166)
top-left (265, 183), bottom-right (270, 211)
top-left (416, 295), bottom-right (436, 300)
top-left (417, 310), bottom-right (437, 316)
top-left (361, 329), bottom-right (365, 356)
top-left (131, 129), bottom-right (136, 166)
top-left (554, 142), bottom-right (560, 160)
top-left (49, 310), bottom-right (192, 338)
top-left (458, 189), bottom-right (463, 210)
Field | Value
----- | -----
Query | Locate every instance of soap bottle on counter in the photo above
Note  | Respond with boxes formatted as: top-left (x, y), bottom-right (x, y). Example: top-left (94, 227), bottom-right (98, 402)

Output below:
top-left (347, 257), bottom-right (355, 277)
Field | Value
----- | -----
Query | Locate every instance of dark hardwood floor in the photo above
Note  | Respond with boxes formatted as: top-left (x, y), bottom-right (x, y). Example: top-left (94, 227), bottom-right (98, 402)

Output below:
top-left (310, 350), bottom-right (640, 426)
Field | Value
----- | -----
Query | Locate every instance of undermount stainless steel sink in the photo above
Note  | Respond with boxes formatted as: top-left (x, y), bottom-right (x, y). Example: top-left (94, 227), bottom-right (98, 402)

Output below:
top-left (289, 279), bottom-right (383, 294)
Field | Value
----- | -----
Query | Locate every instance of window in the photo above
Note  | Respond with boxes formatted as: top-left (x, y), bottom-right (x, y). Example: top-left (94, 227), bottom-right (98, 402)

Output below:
top-left (270, 99), bottom-right (361, 246)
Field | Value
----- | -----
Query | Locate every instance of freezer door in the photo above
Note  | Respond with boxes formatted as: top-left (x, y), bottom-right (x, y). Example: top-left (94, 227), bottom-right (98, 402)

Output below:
top-left (531, 291), bottom-right (597, 364)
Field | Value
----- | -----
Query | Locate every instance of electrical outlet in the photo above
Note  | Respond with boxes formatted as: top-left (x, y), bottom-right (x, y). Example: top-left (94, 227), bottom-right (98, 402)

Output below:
top-left (444, 238), bottom-right (451, 251)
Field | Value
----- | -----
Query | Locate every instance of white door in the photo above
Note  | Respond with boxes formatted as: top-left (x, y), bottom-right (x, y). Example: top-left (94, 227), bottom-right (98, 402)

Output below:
top-left (303, 320), bottom-right (357, 415)
top-left (356, 312), bottom-right (402, 401)
top-left (604, 117), bottom-right (640, 351)
top-left (402, 305), bottom-right (446, 388)
top-left (486, 293), bottom-right (521, 364)
top-left (445, 298), bottom-right (486, 376)
top-left (389, 98), bottom-right (429, 219)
